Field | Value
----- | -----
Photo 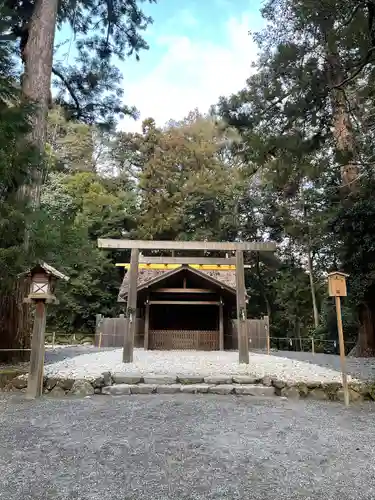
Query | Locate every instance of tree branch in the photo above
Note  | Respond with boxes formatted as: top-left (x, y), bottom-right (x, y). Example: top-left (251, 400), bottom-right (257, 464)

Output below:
top-left (331, 47), bottom-right (375, 89)
top-left (106, 0), bottom-right (114, 44)
top-left (52, 66), bottom-right (81, 115)
top-left (342, 4), bottom-right (362, 27)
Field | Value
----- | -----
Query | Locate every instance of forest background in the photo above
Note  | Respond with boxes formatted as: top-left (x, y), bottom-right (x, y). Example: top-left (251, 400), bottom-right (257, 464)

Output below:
top-left (2, 0), bottom-right (375, 357)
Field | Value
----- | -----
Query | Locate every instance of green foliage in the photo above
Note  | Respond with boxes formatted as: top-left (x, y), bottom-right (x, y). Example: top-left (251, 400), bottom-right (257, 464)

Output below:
top-left (214, 0), bottom-right (375, 351)
top-left (46, 107), bottom-right (96, 171)
top-left (38, 168), bottom-right (136, 332)
top-left (0, 61), bottom-right (39, 287)
top-left (3, 0), bottom-right (156, 128)
top-left (3, 0), bottom-right (375, 347)
top-left (112, 114), bottom-right (253, 241)
top-left (332, 176), bottom-right (375, 309)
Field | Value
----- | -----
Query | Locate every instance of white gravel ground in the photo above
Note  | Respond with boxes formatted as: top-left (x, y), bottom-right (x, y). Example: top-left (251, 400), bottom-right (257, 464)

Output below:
top-left (43, 348), bottom-right (360, 383)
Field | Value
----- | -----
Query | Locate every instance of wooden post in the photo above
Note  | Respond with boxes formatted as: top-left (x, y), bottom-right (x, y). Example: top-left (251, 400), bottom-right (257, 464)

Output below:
top-left (26, 300), bottom-right (47, 399)
top-left (219, 297), bottom-right (224, 351)
top-left (335, 295), bottom-right (349, 406)
top-left (123, 248), bottom-right (139, 363)
top-left (236, 250), bottom-right (249, 364)
top-left (264, 315), bottom-right (270, 355)
top-left (52, 331), bottom-right (55, 349)
top-left (327, 271), bottom-right (349, 406)
top-left (144, 299), bottom-right (150, 350)
top-left (96, 314), bottom-right (102, 348)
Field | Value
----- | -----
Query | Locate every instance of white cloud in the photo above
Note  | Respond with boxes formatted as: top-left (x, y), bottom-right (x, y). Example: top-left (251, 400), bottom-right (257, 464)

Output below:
top-left (170, 9), bottom-right (199, 28)
top-left (121, 13), bottom-right (260, 132)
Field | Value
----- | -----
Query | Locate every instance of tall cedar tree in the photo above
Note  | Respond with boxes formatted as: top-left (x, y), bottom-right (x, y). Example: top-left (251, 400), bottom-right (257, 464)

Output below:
top-left (0, 0), bottom-right (155, 360)
top-left (217, 0), bottom-right (375, 355)
top-left (0, 18), bottom-right (39, 360)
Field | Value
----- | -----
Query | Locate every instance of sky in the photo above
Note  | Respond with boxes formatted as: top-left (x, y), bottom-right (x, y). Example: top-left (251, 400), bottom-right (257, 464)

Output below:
top-left (57, 0), bottom-right (264, 131)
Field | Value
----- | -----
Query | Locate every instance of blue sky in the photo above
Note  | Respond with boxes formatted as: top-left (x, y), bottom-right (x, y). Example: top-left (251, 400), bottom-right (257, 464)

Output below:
top-left (56, 0), bottom-right (264, 130)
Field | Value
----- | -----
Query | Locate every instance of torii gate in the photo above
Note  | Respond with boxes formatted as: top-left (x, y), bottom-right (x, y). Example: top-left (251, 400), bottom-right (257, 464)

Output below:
top-left (97, 239), bottom-right (276, 364)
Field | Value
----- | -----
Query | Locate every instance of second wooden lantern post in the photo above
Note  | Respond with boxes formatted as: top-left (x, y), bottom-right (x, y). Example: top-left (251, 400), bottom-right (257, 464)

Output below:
top-left (328, 271), bottom-right (350, 406)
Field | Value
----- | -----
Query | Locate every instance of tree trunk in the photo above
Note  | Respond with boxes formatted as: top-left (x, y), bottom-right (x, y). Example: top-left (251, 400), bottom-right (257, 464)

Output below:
top-left (255, 253), bottom-right (272, 321)
top-left (295, 318), bottom-right (303, 351)
top-left (21, 0), bottom-right (59, 207)
top-left (302, 187), bottom-right (319, 329)
top-left (325, 46), bottom-right (359, 195)
top-left (325, 47), bottom-right (373, 356)
top-left (307, 246), bottom-right (319, 329)
top-left (331, 87), bottom-right (359, 193)
top-left (0, 279), bottom-right (31, 363)
top-left (348, 302), bottom-right (375, 357)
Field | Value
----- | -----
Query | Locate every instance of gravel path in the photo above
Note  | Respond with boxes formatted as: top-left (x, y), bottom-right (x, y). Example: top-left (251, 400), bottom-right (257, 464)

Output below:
top-left (44, 348), bottom-right (362, 383)
top-left (1, 394), bottom-right (375, 500)
top-left (4, 346), bottom-right (375, 384)
top-left (44, 346), bottom-right (116, 365)
top-left (269, 350), bottom-right (375, 381)
top-left (42, 348), bottom-right (375, 381)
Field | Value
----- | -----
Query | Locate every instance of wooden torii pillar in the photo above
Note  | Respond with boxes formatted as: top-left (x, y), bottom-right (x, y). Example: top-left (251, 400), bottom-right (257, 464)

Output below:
top-left (236, 250), bottom-right (248, 364)
top-left (98, 239), bottom-right (276, 364)
top-left (123, 248), bottom-right (139, 362)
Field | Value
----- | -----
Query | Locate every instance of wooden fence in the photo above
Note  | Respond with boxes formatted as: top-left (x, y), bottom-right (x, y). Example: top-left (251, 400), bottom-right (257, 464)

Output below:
top-left (95, 314), bottom-right (270, 351)
top-left (229, 316), bottom-right (270, 350)
top-left (94, 314), bottom-right (145, 347)
top-left (95, 314), bottom-right (126, 348)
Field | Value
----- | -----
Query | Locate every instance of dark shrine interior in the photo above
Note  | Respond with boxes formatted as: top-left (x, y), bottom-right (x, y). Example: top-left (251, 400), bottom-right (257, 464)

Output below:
top-left (137, 268), bottom-right (236, 332)
top-left (149, 304), bottom-right (219, 330)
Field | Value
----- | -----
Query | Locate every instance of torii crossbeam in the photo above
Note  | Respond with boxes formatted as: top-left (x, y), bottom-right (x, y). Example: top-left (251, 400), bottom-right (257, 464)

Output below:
top-left (98, 238), bottom-right (276, 364)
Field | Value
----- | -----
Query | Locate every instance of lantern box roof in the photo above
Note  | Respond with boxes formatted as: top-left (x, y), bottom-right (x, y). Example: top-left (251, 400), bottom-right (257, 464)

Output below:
top-left (23, 262), bottom-right (69, 281)
top-left (327, 271), bottom-right (349, 278)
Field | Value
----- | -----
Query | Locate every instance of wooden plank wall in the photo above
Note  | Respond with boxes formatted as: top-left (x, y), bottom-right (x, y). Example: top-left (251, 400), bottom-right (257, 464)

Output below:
top-left (95, 316), bottom-right (269, 350)
top-left (95, 316), bottom-right (144, 348)
top-left (247, 319), bottom-right (268, 350)
top-left (229, 317), bottom-right (269, 350)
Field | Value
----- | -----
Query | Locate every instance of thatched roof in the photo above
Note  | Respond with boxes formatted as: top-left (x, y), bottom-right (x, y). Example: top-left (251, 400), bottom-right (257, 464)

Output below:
top-left (118, 265), bottom-right (236, 302)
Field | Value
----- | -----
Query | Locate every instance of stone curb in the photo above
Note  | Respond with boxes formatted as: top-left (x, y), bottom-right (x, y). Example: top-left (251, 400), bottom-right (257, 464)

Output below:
top-left (101, 383), bottom-right (276, 396)
top-left (2, 372), bottom-right (375, 403)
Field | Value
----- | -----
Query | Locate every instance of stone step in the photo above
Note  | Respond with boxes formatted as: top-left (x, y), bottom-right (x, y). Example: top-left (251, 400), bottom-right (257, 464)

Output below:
top-left (93, 374), bottom-right (273, 386)
top-left (101, 383), bottom-right (275, 396)
top-left (11, 373), bottom-right (367, 404)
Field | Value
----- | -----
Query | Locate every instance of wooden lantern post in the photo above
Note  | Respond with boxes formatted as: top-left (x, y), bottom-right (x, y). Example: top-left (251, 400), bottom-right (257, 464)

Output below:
top-left (24, 262), bottom-right (69, 399)
top-left (328, 271), bottom-right (349, 406)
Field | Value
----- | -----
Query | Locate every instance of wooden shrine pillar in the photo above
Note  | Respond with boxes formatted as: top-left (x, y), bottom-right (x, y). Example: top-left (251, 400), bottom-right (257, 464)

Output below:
top-left (236, 250), bottom-right (249, 364)
top-left (219, 297), bottom-right (224, 351)
top-left (123, 248), bottom-right (139, 363)
top-left (144, 295), bottom-right (150, 350)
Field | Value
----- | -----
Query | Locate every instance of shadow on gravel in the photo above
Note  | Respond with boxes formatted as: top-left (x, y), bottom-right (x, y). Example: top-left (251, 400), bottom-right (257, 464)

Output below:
top-left (267, 350), bottom-right (375, 381)
top-left (44, 346), bottom-right (118, 365)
